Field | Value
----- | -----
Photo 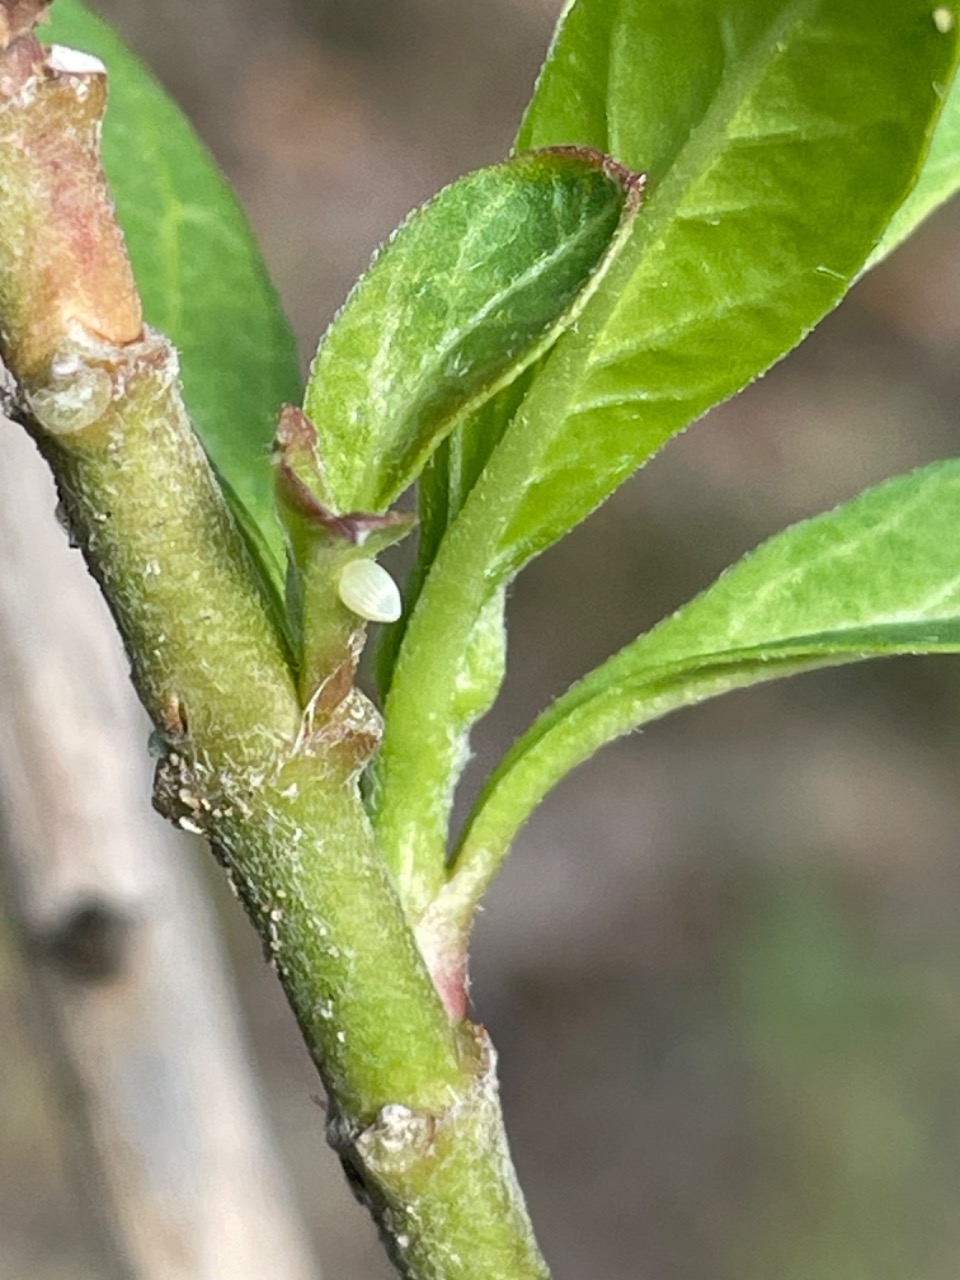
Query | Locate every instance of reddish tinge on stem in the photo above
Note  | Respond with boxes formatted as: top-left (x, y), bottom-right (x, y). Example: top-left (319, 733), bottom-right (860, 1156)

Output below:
top-left (0, 0), bottom-right (51, 46)
top-left (0, 3), bottom-right (142, 381)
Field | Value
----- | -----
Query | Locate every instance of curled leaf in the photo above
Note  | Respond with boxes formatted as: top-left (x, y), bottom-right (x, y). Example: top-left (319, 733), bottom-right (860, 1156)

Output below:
top-left (303, 147), bottom-right (642, 514)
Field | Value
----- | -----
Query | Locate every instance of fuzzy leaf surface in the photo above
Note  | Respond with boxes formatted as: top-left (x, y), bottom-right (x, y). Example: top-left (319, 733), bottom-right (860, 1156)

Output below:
top-left (455, 461), bottom-right (960, 888)
top-left (505, 0), bottom-right (959, 570)
top-left (302, 149), bottom-right (637, 514)
top-left (47, 0), bottom-right (301, 576)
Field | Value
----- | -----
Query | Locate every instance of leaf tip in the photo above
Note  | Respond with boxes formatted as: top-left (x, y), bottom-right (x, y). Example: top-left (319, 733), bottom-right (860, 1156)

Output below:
top-left (275, 405), bottom-right (416, 549)
top-left (522, 143), bottom-right (647, 208)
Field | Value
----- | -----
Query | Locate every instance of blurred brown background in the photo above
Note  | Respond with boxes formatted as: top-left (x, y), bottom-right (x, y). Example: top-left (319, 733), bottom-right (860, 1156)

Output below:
top-left (4, 1), bottom-right (960, 1277)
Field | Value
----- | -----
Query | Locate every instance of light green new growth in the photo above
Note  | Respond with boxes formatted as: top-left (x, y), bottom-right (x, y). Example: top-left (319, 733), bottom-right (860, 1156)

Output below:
top-left (371, 0), bottom-right (960, 924)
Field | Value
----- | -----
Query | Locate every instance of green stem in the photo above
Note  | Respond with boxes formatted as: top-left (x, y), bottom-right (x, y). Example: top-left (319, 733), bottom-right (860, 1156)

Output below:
top-left (369, 415), bottom-right (538, 914)
top-left (18, 325), bottom-right (549, 1279)
top-left (28, 332), bottom-right (300, 756)
top-left (23, 331), bottom-right (463, 1107)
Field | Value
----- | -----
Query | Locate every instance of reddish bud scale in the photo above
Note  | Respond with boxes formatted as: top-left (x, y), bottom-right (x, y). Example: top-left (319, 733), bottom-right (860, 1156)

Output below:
top-left (0, 36), bottom-right (142, 381)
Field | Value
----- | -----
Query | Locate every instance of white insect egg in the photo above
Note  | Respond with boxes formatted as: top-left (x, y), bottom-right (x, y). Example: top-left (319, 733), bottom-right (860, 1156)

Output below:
top-left (47, 45), bottom-right (108, 75)
top-left (338, 558), bottom-right (402, 623)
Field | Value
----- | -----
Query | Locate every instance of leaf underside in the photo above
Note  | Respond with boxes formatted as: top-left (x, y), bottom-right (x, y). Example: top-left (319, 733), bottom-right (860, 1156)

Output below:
top-left (456, 460), bottom-right (960, 876)
top-left (866, 60), bottom-right (960, 270)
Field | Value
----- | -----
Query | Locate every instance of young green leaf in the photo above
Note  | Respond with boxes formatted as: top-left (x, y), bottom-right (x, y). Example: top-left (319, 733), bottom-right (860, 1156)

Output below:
top-left (452, 460), bottom-right (960, 912)
top-left (302, 148), bottom-right (641, 514)
top-left (371, 0), bottom-right (960, 917)
top-left (45, 0), bottom-right (302, 580)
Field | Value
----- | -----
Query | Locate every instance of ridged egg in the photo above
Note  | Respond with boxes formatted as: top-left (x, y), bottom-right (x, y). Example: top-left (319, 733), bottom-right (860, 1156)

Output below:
top-left (337, 559), bottom-right (402, 623)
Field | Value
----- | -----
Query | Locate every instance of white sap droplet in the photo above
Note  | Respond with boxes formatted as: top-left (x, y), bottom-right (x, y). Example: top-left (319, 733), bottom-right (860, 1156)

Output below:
top-left (28, 366), bottom-right (113, 436)
top-left (337, 559), bottom-right (402, 623)
top-left (47, 45), bottom-right (108, 76)
top-left (934, 6), bottom-right (955, 32)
